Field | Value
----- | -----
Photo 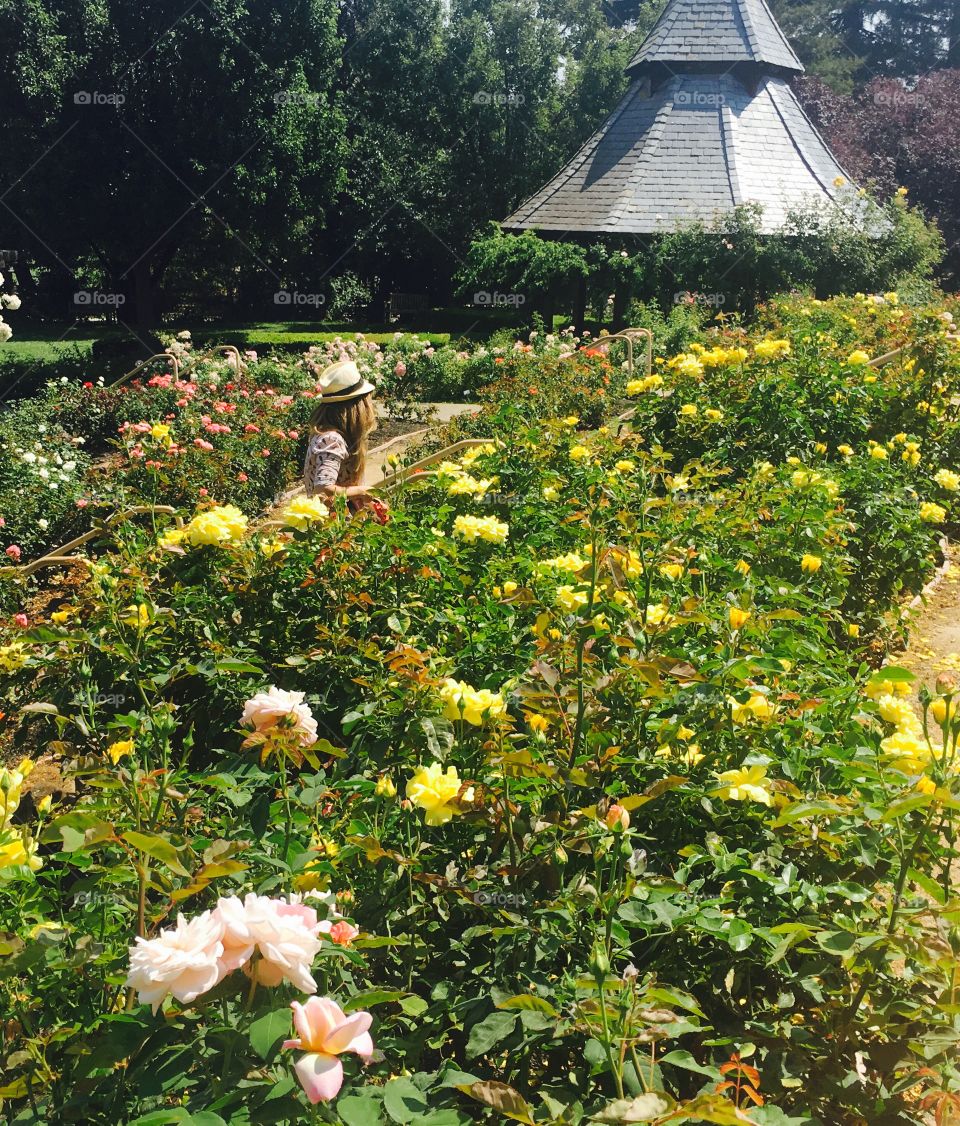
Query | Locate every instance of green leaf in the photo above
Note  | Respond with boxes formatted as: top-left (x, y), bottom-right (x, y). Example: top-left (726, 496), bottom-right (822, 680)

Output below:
top-left (43, 812), bottom-right (114, 853)
top-left (420, 717), bottom-right (455, 758)
top-left (249, 1007), bottom-right (292, 1062)
top-left (338, 1093), bottom-right (385, 1126)
top-left (659, 1049), bottom-right (720, 1080)
top-left (400, 994), bottom-right (429, 1017)
top-left (344, 989), bottom-right (410, 1011)
top-left (495, 995), bottom-right (558, 1016)
top-left (816, 930), bottom-right (857, 954)
top-left (465, 1011), bottom-right (517, 1059)
top-left (868, 665), bottom-right (916, 684)
top-left (214, 659), bottom-right (265, 674)
top-left (122, 831), bottom-right (191, 877)
top-left (383, 1077), bottom-right (429, 1123)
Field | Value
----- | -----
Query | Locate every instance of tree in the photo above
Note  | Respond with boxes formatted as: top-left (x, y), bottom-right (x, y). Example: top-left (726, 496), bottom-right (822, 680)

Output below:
top-left (0, 0), bottom-right (346, 327)
top-left (796, 70), bottom-right (960, 284)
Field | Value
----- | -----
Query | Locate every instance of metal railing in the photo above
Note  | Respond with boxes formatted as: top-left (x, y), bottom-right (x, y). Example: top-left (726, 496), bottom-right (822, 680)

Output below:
top-left (110, 346), bottom-right (247, 389)
top-left (0, 506), bottom-right (181, 579)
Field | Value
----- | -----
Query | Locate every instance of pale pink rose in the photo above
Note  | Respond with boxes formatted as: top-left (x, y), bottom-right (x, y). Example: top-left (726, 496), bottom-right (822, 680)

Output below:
top-left (214, 893), bottom-right (322, 993)
top-left (13, 613), bottom-right (28, 628)
top-left (5, 545), bottom-right (21, 562)
top-left (283, 997), bottom-right (374, 1102)
top-left (394, 361), bottom-right (406, 377)
top-left (125, 910), bottom-right (224, 1013)
top-left (241, 686), bottom-right (318, 748)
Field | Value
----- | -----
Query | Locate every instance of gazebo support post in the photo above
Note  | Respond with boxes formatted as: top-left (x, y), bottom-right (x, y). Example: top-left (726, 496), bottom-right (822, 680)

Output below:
top-left (612, 286), bottom-right (630, 332)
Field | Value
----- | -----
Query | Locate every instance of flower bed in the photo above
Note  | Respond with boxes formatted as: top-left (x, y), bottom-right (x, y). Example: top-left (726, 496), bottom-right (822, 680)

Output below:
top-left (1, 296), bottom-right (960, 1122)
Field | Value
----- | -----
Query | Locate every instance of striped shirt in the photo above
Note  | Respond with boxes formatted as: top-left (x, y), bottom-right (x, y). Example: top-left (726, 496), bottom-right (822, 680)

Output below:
top-left (303, 431), bottom-right (349, 495)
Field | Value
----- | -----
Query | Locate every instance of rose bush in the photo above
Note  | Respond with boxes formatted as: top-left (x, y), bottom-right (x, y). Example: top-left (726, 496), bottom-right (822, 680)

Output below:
top-left (0, 294), bottom-right (959, 1122)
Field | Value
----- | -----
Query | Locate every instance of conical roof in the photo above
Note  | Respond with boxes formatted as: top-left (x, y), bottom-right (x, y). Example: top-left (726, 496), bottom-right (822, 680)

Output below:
top-left (626, 0), bottom-right (803, 76)
top-left (502, 75), bottom-right (853, 235)
top-left (500, 0), bottom-right (869, 237)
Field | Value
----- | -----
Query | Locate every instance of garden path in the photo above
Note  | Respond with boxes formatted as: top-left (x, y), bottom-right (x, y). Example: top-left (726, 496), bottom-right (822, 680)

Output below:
top-left (892, 543), bottom-right (960, 703)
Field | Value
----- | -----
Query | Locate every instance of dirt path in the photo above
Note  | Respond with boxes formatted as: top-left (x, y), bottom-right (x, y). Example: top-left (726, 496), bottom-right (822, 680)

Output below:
top-left (892, 544), bottom-right (960, 698)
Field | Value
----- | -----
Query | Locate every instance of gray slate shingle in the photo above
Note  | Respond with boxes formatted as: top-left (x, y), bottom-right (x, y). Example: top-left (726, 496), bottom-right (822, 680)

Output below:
top-left (502, 75), bottom-right (859, 235)
top-left (626, 0), bottom-right (803, 74)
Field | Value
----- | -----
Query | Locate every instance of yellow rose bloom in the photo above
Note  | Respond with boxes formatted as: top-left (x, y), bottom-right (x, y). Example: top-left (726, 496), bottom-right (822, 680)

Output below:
top-left (729, 693), bottom-right (773, 724)
top-left (569, 445), bottom-right (591, 462)
top-left (556, 585), bottom-right (590, 613)
top-left (502, 581), bottom-right (518, 595)
top-left (705, 408), bottom-right (723, 422)
top-left (800, 554), bottom-right (822, 574)
top-left (0, 832), bottom-right (42, 872)
top-left (920, 501), bottom-right (946, 524)
top-left (754, 339), bottom-right (791, 360)
top-left (713, 764), bottom-right (774, 805)
top-left (542, 486), bottom-right (560, 502)
top-left (837, 444), bottom-right (854, 458)
top-left (615, 460), bottom-right (635, 473)
top-left (934, 469), bottom-right (960, 491)
top-left (439, 678), bottom-right (506, 725)
top-left (659, 563), bottom-right (683, 580)
top-left (185, 504), bottom-right (249, 546)
top-left (375, 775), bottom-right (397, 798)
top-left (729, 606), bottom-right (751, 630)
top-left (869, 445), bottom-right (888, 461)
top-left (452, 515), bottom-right (509, 544)
top-left (106, 739), bottom-right (135, 765)
top-left (120, 604), bottom-right (151, 631)
top-left (0, 642), bottom-right (28, 673)
top-left (283, 495), bottom-right (331, 530)
top-left (406, 762), bottom-right (471, 825)
top-left (847, 350), bottom-right (871, 366)
top-left (679, 404), bottom-right (698, 417)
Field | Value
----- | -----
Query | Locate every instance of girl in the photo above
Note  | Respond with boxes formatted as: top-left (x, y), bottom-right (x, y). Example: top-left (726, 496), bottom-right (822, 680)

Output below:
top-left (303, 359), bottom-right (384, 512)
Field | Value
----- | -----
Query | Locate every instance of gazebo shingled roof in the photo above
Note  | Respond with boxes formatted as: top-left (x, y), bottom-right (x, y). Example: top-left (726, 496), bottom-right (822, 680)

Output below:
top-left (502, 0), bottom-right (860, 237)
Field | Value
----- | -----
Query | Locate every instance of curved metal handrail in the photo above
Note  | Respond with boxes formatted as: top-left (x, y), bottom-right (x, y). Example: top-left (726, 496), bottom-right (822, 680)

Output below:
top-left (0, 506), bottom-right (181, 579)
top-left (577, 328), bottom-right (654, 380)
top-left (111, 351), bottom-right (180, 389)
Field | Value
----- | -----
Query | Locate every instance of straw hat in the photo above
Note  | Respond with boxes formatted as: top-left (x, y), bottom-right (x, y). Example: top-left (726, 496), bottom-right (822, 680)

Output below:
top-left (317, 359), bottom-right (375, 403)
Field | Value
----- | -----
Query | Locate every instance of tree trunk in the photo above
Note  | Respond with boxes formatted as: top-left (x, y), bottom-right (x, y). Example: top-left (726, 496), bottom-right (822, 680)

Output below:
top-left (573, 275), bottom-right (587, 335)
top-left (131, 259), bottom-right (157, 329)
top-left (11, 258), bottom-right (38, 299)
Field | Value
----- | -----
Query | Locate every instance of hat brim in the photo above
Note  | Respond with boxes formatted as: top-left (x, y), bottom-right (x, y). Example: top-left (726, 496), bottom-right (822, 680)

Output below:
top-left (320, 379), bottom-right (376, 404)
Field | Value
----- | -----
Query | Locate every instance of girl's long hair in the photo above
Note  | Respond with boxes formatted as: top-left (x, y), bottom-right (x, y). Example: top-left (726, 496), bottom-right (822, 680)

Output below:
top-left (307, 393), bottom-right (376, 487)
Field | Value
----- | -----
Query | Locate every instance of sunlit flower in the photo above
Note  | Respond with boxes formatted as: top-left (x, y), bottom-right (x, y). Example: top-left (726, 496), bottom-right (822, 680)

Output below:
top-left (934, 469), bottom-right (960, 491)
top-left (439, 679), bottom-right (506, 725)
top-left (729, 693), bottom-right (774, 724)
top-left (241, 686), bottom-right (319, 749)
top-left (406, 762), bottom-right (472, 825)
top-left (800, 554), bottom-right (822, 574)
top-left (107, 739), bottom-right (134, 765)
top-left (126, 910), bottom-right (224, 1012)
top-left (713, 764), bottom-right (774, 805)
top-left (185, 504), bottom-right (249, 546)
top-left (754, 339), bottom-right (791, 360)
top-left (920, 501), bottom-right (946, 524)
top-left (728, 606), bottom-right (750, 630)
top-left (283, 997), bottom-right (374, 1103)
top-left (452, 515), bottom-right (508, 544)
top-left (283, 495), bottom-right (331, 530)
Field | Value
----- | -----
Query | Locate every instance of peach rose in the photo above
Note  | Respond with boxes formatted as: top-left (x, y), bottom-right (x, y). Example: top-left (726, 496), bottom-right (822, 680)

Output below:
top-left (283, 997), bottom-right (373, 1102)
top-left (241, 686), bottom-right (318, 748)
top-left (213, 893), bottom-right (322, 994)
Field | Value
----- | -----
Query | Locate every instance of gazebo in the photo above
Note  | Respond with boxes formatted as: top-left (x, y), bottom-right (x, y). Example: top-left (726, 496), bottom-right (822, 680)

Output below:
top-left (501, 0), bottom-right (860, 321)
top-left (504, 0), bottom-right (854, 236)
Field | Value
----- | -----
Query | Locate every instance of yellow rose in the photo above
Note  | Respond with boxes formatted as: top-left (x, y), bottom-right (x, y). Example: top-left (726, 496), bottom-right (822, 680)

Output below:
top-left (800, 554), bottom-right (822, 574)
top-left (106, 739), bottom-right (134, 765)
top-left (729, 606), bottom-right (751, 630)
top-left (713, 764), bottom-right (774, 805)
top-left (406, 762), bottom-right (471, 825)
top-left (920, 501), bottom-right (946, 524)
